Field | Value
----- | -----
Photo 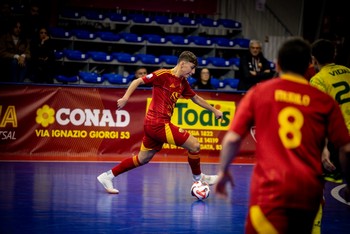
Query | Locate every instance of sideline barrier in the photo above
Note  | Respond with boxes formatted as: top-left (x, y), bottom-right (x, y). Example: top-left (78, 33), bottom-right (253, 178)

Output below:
top-left (0, 84), bottom-right (255, 161)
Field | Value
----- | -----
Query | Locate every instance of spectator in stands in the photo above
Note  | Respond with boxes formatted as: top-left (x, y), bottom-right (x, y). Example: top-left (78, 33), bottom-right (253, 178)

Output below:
top-left (133, 66), bottom-right (149, 87)
top-left (192, 67), bottom-right (214, 90)
top-left (134, 66), bottom-right (148, 79)
top-left (0, 18), bottom-right (31, 82)
top-left (238, 39), bottom-right (273, 91)
top-left (30, 26), bottom-right (55, 84)
top-left (22, 2), bottom-right (43, 42)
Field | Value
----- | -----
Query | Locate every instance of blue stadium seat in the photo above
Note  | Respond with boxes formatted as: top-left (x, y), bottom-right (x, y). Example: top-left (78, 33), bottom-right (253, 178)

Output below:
top-left (120, 32), bottom-right (143, 43)
top-left (71, 29), bottom-right (96, 40)
top-left (213, 37), bottom-right (235, 47)
top-left (108, 13), bottom-right (129, 22)
top-left (187, 77), bottom-right (197, 86)
top-left (207, 57), bottom-right (231, 67)
top-left (96, 31), bottom-right (120, 41)
top-left (188, 36), bottom-right (212, 46)
top-left (154, 15), bottom-right (174, 25)
top-left (83, 11), bottom-right (106, 20)
top-left (224, 78), bottom-right (240, 89)
top-left (63, 49), bottom-right (89, 61)
top-left (210, 78), bottom-right (226, 89)
top-left (130, 14), bottom-right (152, 23)
top-left (174, 16), bottom-right (196, 26)
top-left (166, 35), bottom-right (190, 45)
top-left (197, 57), bottom-right (208, 66)
top-left (218, 19), bottom-right (242, 29)
top-left (54, 51), bottom-right (64, 59)
top-left (79, 71), bottom-right (104, 83)
top-left (234, 38), bottom-right (250, 48)
top-left (229, 57), bottom-right (240, 67)
top-left (103, 73), bottom-right (130, 85)
top-left (126, 74), bottom-right (135, 82)
top-left (159, 55), bottom-right (178, 65)
top-left (87, 51), bottom-right (113, 62)
top-left (55, 75), bottom-right (79, 83)
top-left (136, 54), bottom-right (160, 64)
top-left (198, 17), bottom-right (219, 27)
top-left (142, 34), bottom-right (167, 44)
top-left (50, 27), bottom-right (71, 38)
top-left (112, 52), bottom-right (138, 63)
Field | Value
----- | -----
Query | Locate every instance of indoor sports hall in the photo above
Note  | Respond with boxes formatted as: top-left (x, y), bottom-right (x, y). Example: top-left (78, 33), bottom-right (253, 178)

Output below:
top-left (1, 0), bottom-right (349, 233)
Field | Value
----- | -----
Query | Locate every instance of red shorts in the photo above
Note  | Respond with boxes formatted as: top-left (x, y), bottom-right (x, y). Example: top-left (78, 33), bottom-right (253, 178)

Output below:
top-left (142, 123), bottom-right (190, 151)
top-left (245, 205), bottom-right (318, 234)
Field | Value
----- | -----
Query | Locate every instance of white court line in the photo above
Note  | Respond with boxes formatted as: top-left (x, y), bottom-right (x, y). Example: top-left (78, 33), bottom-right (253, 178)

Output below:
top-left (330, 184), bottom-right (350, 206)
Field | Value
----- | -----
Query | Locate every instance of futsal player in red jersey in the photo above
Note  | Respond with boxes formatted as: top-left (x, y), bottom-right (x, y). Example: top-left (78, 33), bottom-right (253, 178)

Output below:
top-left (97, 51), bottom-right (223, 194)
top-left (215, 38), bottom-right (350, 233)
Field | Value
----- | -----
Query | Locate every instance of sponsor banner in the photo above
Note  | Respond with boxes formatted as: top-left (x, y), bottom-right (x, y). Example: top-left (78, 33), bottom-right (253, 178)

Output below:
top-left (0, 84), bottom-right (255, 160)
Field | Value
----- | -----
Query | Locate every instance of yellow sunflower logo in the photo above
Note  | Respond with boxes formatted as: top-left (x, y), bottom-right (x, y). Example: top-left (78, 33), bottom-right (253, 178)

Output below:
top-left (36, 105), bottom-right (55, 127)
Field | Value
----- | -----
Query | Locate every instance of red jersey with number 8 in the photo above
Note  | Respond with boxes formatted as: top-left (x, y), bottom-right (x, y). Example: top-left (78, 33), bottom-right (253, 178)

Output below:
top-left (230, 74), bottom-right (350, 210)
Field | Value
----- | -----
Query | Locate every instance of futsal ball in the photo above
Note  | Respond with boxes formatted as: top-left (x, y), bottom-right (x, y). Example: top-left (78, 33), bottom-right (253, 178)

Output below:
top-left (191, 181), bottom-right (210, 200)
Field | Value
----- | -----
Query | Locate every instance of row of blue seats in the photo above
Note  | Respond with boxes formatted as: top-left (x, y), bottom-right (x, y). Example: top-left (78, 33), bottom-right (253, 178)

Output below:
top-left (56, 72), bottom-right (132, 84)
top-left (60, 10), bottom-right (242, 29)
top-left (56, 72), bottom-right (240, 89)
top-left (55, 50), bottom-right (243, 67)
top-left (50, 27), bottom-right (250, 48)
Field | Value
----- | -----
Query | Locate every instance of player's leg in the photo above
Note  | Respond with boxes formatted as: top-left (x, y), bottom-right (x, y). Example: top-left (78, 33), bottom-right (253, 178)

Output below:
top-left (245, 205), bottom-right (317, 234)
top-left (97, 129), bottom-right (161, 194)
top-left (323, 142), bottom-right (342, 183)
top-left (180, 131), bottom-right (218, 185)
top-left (245, 205), bottom-right (279, 234)
top-left (97, 148), bottom-right (157, 194)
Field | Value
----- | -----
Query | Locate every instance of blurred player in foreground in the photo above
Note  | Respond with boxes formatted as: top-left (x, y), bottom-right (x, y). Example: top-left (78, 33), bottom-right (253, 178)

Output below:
top-left (98, 51), bottom-right (223, 194)
top-left (215, 38), bottom-right (350, 233)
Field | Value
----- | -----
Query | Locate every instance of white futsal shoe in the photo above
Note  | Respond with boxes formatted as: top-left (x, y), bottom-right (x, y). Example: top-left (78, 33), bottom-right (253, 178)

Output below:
top-left (193, 173), bottom-right (218, 186)
top-left (97, 170), bottom-right (119, 194)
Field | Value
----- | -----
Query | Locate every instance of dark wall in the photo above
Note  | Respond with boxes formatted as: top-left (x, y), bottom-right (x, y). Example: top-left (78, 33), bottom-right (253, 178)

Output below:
top-left (60, 0), bottom-right (218, 15)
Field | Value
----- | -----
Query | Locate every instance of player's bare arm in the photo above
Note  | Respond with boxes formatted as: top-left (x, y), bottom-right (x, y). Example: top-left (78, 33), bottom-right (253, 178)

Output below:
top-left (214, 131), bottom-right (241, 198)
top-left (190, 94), bottom-right (223, 119)
top-left (117, 78), bottom-right (145, 110)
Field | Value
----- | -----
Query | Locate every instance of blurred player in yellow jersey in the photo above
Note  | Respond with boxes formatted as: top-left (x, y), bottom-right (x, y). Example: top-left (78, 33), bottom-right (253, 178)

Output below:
top-left (311, 39), bottom-right (350, 182)
top-left (310, 39), bottom-right (350, 234)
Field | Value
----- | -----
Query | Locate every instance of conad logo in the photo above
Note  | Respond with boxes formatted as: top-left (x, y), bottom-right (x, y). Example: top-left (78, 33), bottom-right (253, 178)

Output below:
top-left (146, 98), bottom-right (236, 130)
top-left (36, 105), bottom-right (55, 127)
top-left (35, 105), bottom-right (130, 128)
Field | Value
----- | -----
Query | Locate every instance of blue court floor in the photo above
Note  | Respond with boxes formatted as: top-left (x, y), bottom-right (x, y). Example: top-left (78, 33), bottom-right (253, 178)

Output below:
top-left (0, 162), bottom-right (349, 233)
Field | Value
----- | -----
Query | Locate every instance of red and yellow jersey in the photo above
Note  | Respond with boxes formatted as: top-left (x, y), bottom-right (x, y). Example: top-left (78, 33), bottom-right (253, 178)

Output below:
top-left (310, 63), bottom-right (350, 132)
top-left (142, 69), bottom-right (196, 125)
top-left (230, 74), bottom-right (350, 210)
